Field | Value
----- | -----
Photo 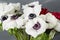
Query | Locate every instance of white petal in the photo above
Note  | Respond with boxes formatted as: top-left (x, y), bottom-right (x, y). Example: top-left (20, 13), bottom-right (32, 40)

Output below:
top-left (0, 3), bottom-right (7, 18)
top-left (23, 7), bottom-right (33, 20)
top-left (46, 13), bottom-right (57, 29)
top-left (54, 21), bottom-right (60, 32)
top-left (2, 20), bottom-right (17, 30)
top-left (16, 17), bottom-right (25, 28)
top-left (33, 17), bottom-right (47, 34)
top-left (10, 3), bottom-right (21, 11)
top-left (34, 4), bottom-right (42, 16)
top-left (39, 14), bottom-right (46, 21)
top-left (26, 28), bottom-right (38, 38)
top-left (22, 1), bottom-right (39, 9)
top-left (25, 20), bottom-right (34, 29)
top-left (25, 17), bottom-right (47, 38)
top-left (3, 3), bottom-right (15, 14)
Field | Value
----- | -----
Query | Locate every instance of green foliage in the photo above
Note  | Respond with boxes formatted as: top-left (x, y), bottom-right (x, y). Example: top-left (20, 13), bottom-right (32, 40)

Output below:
top-left (0, 23), bottom-right (2, 31)
top-left (30, 33), bottom-right (49, 40)
top-left (30, 30), bottom-right (56, 40)
top-left (8, 28), bottom-right (29, 40)
top-left (49, 30), bottom-right (56, 40)
top-left (8, 28), bottom-right (56, 40)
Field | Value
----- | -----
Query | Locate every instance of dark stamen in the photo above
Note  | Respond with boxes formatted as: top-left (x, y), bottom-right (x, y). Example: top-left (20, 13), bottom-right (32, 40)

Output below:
top-left (29, 13), bottom-right (36, 19)
top-left (14, 10), bottom-right (18, 13)
top-left (1, 15), bottom-right (8, 21)
top-left (46, 21), bottom-right (49, 23)
top-left (33, 22), bottom-right (41, 30)
top-left (11, 14), bottom-right (22, 20)
top-left (28, 5), bottom-right (34, 8)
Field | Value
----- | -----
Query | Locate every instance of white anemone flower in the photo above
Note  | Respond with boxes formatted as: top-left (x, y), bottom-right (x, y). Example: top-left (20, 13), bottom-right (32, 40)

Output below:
top-left (22, 1), bottom-right (42, 15)
top-left (0, 3), bottom-right (7, 19)
top-left (22, 1), bottom-right (39, 9)
top-left (2, 3), bottom-right (21, 15)
top-left (46, 13), bottom-right (57, 29)
top-left (2, 15), bottom-right (17, 30)
top-left (22, 1), bottom-right (42, 21)
top-left (23, 7), bottom-right (34, 20)
top-left (0, 3), bottom-right (21, 19)
top-left (25, 17), bottom-right (47, 38)
top-left (16, 17), bottom-right (25, 28)
top-left (3, 20), bottom-right (17, 30)
top-left (3, 3), bottom-right (15, 14)
top-left (22, 4), bottom-right (42, 21)
top-left (2, 13), bottom-right (25, 30)
top-left (0, 3), bottom-right (7, 11)
top-left (9, 3), bottom-right (21, 11)
top-left (39, 14), bottom-right (46, 21)
top-left (54, 20), bottom-right (60, 32)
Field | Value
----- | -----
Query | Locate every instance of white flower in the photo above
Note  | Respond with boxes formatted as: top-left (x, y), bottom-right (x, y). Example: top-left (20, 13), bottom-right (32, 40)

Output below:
top-left (54, 20), bottom-right (60, 32)
top-left (0, 3), bottom-right (21, 19)
top-left (22, 2), bottom-right (42, 21)
top-left (46, 13), bottom-right (57, 29)
top-left (39, 14), bottom-right (46, 21)
top-left (0, 3), bottom-right (22, 30)
top-left (9, 3), bottom-right (21, 11)
top-left (22, 1), bottom-right (42, 15)
top-left (23, 7), bottom-right (34, 20)
top-left (0, 3), bottom-right (7, 12)
top-left (22, 1), bottom-right (39, 9)
top-left (3, 3), bottom-right (15, 14)
top-left (2, 19), bottom-right (17, 30)
top-left (0, 3), bottom-right (7, 19)
top-left (25, 17), bottom-right (47, 38)
top-left (2, 14), bottom-right (25, 30)
top-left (16, 17), bottom-right (25, 28)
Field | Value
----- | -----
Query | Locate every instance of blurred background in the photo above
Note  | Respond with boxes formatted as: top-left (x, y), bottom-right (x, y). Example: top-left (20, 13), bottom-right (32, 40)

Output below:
top-left (0, 0), bottom-right (60, 40)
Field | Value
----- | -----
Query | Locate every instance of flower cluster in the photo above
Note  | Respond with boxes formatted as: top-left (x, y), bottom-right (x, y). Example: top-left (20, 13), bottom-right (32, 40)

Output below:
top-left (0, 1), bottom-right (60, 39)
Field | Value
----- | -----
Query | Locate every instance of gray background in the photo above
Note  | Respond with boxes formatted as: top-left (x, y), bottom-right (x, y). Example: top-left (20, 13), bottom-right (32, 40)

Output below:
top-left (0, 0), bottom-right (60, 40)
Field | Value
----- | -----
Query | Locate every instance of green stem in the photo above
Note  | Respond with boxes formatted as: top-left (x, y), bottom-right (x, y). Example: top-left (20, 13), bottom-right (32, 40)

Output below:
top-left (14, 29), bottom-right (29, 40)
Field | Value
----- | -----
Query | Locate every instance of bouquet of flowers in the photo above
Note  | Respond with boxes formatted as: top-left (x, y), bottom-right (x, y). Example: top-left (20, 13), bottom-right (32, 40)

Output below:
top-left (0, 1), bottom-right (60, 40)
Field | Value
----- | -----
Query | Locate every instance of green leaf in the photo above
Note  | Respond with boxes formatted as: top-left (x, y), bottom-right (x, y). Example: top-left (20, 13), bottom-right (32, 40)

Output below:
top-left (30, 33), bottom-right (49, 40)
top-left (8, 28), bottom-right (29, 40)
top-left (49, 30), bottom-right (56, 40)
top-left (15, 29), bottom-right (29, 40)
top-left (0, 23), bottom-right (2, 31)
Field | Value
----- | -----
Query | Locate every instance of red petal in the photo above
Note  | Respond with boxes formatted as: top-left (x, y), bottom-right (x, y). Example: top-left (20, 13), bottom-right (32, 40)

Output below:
top-left (40, 8), bottom-right (48, 15)
top-left (51, 12), bottom-right (60, 20)
top-left (39, 8), bottom-right (60, 20)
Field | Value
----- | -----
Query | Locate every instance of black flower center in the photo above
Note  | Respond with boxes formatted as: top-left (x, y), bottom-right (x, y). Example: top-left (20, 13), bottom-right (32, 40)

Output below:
top-left (11, 14), bottom-right (22, 20)
top-left (29, 13), bottom-right (36, 19)
top-left (28, 5), bottom-right (34, 8)
top-left (33, 22), bottom-right (41, 30)
top-left (1, 15), bottom-right (8, 21)
top-left (46, 21), bottom-right (49, 23)
top-left (14, 10), bottom-right (18, 13)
